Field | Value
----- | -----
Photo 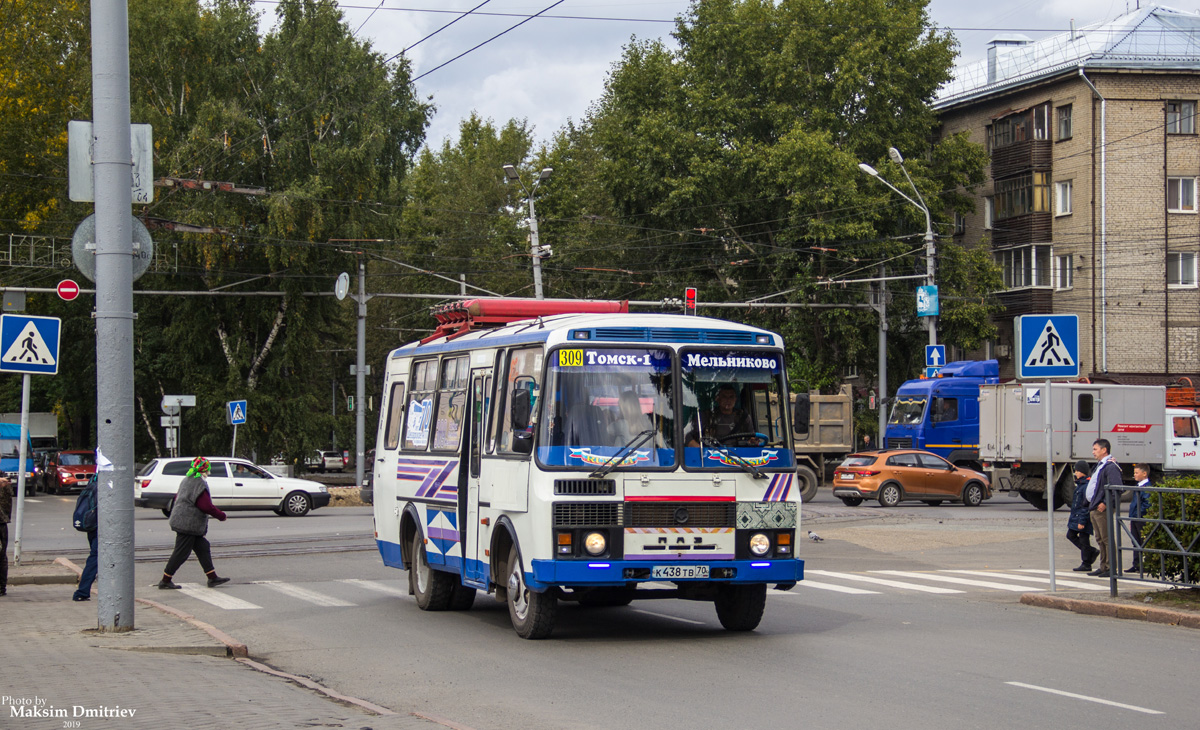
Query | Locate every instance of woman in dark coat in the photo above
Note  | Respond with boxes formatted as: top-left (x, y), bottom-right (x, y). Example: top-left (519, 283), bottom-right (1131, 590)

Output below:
top-left (158, 456), bottom-right (230, 589)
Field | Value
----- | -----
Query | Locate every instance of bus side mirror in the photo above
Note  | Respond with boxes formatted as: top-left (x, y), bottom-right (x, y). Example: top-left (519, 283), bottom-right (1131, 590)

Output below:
top-left (511, 389), bottom-right (532, 431)
top-left (512, 432), bottom-right (533, 455)
top-left (793, 393), bottom-right (810, 436)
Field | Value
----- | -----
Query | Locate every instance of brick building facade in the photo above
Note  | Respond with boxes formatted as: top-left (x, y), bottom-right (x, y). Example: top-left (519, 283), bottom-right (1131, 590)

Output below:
top-left (934, 5), bottom-right (1200, 383)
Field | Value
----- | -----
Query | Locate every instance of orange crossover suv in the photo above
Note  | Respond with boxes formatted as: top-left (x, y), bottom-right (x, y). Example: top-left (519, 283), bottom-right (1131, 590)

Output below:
top-left (832, 449), bottom-right (991, 508)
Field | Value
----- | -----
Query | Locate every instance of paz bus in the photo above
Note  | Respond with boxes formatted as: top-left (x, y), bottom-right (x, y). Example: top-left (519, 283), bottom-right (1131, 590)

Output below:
top-left (371, 298), bottom-right (804, 638)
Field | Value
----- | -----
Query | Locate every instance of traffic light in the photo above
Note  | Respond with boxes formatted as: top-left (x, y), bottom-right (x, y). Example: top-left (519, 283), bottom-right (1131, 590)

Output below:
top-left (685, 287), bottom-right (697, 315)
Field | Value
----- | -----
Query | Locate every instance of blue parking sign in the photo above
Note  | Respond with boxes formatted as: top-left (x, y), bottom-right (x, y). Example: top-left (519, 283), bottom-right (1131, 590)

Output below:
top-left (0, 314), bottom-right (61, 375)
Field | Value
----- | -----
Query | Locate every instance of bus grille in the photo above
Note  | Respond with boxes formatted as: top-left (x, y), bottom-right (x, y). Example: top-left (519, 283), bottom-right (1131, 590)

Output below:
top-left (624, 502), bottom-right (736, 527)
top-left (553, 503), bottom-right (621, 527)
top-left (886, 437), bottom-right (912, 449)
top-left (554, 479), bottom-right (616, 496)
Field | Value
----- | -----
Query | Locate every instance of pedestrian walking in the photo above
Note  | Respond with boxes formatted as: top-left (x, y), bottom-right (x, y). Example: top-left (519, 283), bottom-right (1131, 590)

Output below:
top-left (0, 475), bottom-right (12, 596)
top-left (72, 477), bottom-right (99, 601)
top-left (1085, 439), bottom-right (1123, 577)
top-left (157, 456), bottom-right (230, 589)
top-left (1066, 460), bottom-right (1098, 572)
top-left (1127, 464), bottom-right (1152, 572)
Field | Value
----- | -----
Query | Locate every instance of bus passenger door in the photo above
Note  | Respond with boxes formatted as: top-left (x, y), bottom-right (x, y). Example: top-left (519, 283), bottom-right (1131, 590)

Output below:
top-left (461, 370), bottom-right (490, 586)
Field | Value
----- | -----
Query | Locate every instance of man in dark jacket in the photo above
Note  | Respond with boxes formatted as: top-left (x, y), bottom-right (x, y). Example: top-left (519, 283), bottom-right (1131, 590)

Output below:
top-left (158, 456), bottom-right (230, 589)
top-left (1086, 439), bottom-right (1123, 577)
top-left (0, 475), bottom-right (11, 596)
top-left (1066, 461), bottom-right (1098, 571)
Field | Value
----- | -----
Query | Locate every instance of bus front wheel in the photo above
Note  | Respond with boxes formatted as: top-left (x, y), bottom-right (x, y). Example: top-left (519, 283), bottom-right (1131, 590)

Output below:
top-left (411, 530), bottom-right (455, 610)
top-left (506, 545), bottom-right (557, 639)
top-left (714, 584), bottom-right (766, 631)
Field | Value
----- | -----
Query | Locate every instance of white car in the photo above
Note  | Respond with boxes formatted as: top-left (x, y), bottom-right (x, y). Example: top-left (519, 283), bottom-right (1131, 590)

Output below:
top-left (135, 457), bottom-right (331, 517)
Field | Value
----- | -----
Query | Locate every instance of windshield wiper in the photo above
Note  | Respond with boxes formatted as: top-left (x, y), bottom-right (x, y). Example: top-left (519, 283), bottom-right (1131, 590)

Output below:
top-left (701, 437), bottom-right (766, 479)
top-left (590, 429), bottom-right (656, 479)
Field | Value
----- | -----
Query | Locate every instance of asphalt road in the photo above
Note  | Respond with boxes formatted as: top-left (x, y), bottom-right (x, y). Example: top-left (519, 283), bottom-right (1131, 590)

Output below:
top-left (15, 490), bottom-right (1196, 729)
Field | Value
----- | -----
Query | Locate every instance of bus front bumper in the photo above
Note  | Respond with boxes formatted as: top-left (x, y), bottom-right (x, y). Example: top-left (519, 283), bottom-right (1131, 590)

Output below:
top-left (529, 558), bottom-right (804, 590)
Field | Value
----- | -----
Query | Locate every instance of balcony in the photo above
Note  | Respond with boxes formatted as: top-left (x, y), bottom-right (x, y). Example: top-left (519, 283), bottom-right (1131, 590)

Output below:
top-left (994, 288), bottom-right (1054, 320)
top-left (991, 212), bottom-right (1053, 248)
top-left (991, 139), bottom-right (1052, 180)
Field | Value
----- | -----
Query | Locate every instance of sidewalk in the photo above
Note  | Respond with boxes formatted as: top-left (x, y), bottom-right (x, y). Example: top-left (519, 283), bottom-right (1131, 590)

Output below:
top-left (1, 561), bottom-right (443, 730)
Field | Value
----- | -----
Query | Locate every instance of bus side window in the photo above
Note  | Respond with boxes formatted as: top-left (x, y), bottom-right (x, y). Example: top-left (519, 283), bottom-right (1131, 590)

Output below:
top-left (432, 356), bottom-right (469, 451)
top-left (403, 359), bottom-right (438, 451)
top-left (383, 381), bottom-right (406, 450)
top-left (498, 346), bottom-right (543, 454)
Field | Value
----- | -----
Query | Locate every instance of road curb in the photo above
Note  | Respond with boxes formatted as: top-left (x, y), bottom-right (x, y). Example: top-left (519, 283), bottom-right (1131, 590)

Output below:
top-left (1020, 593), bottom-right (1200, 629)
top-left (234, 657), bottom-right (398, 716)
top-left (135, 597), bottom-right (250, 657)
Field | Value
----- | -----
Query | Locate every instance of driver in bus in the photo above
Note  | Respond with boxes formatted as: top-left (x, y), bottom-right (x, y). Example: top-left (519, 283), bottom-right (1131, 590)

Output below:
top-left (686, 384), bottom-right (759, 447)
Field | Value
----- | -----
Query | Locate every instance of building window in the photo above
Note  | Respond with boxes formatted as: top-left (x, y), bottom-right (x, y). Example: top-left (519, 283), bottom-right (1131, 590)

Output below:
top-left (984, 196), bottom-right (993, 230)
top-left (1167, 101), bottom-right (1196, 135)
top-left (1056, 254), bottom-right (1073, 290)
top-left (843, 364), bottom-right (859, 379)
top-left (1168, 252), bottom-right (1197, 288)
top-left (1057, 104), bottom-right (1072, 140)
top-left (989, 103), bottom-right (1051, 150)
top-left (997, 245), bottom-right (1052, 289)
top-left (954, 212), bottom-right (966, 236)
top-left (1055, 180), bottom-right (1072, 216)
top-left (994, 172), bottom-right (1050, 221)
top-left (1168, 177), bottom-right (1197, 213)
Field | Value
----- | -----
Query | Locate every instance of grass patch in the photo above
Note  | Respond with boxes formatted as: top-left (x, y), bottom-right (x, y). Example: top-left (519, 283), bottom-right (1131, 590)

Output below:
top-left (1131, 587), bottom-right (1200, 612)
top-left (328, 487), bottom-right (367, 507)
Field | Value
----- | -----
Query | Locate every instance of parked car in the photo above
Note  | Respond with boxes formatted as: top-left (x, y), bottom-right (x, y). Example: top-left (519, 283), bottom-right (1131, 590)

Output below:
top-left (832, 449), bottom-right (991, 507)
top-left (135, 457), bottom-right (331, 517)
top-left (45, 449), bottom-right (96, 495)
top-left (308, 450), bottom-right (346, 473)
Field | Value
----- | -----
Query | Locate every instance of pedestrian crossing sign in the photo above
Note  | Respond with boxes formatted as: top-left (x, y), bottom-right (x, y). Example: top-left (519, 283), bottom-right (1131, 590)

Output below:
top-left (227, 400), bottom-right (248, 426)
top-left (0, 314), bottom-right (61, 375)
top-left (1015, 314), bottom-right (1079, 379)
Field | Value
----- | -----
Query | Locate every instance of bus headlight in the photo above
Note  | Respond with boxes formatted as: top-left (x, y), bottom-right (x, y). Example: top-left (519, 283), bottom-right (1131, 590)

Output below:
top-left (584, 531), bottom-right (607, 556)
top-left (749, 533), bottom-right (771, 556)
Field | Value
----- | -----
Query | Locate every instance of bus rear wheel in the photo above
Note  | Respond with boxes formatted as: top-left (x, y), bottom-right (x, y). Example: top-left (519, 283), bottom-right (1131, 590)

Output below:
top-left (714, 584), bottom-right (766, 631)
top-left (506, 545), bottom-right (557, 639)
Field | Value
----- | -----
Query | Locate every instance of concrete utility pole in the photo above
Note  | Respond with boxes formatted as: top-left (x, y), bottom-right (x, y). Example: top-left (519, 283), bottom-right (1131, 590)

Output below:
top-left (91, 0), bottom-right (136, 632)
top-left (502, 165), bottom-right (553, 299)
top-left (355, 256), bottom-right (367, 489)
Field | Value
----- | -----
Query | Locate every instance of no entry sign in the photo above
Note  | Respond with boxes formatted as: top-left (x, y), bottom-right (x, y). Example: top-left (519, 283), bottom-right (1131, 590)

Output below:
top-left (57, 279), bottom-right (80, 301)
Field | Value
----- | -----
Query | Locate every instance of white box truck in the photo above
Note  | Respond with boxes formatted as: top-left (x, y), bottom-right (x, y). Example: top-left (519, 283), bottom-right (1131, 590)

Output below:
top-left (979, 382), bottom-right (1200, 509)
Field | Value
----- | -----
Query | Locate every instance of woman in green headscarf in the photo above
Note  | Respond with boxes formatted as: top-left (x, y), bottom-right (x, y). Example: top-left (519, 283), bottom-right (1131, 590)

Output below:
top-left (157, 456), bottom-right (231, 589)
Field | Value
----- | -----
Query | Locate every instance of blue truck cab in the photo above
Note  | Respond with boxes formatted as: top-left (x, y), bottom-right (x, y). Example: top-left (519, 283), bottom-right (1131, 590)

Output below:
top-left (884, 360), bottom-right (999, 469)
top-left (0, 422), bottom-right (37, 496)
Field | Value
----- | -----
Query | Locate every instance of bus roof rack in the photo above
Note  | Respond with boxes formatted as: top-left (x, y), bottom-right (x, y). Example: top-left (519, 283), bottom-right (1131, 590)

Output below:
top-left (422, 298), bottom-right (629, 344)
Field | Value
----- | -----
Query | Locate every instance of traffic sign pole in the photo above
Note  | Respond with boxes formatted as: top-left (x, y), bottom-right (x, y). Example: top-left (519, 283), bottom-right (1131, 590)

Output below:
top-left (12, 374), bottom-right (31, 563)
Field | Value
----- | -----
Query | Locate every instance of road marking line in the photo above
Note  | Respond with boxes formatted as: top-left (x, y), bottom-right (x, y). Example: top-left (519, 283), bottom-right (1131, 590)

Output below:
top-left (788, 580), bottom-right (880, 595)
top-left (254, 580), bottom-right (356, 607)
top-left (631, 608), bottom-right (705, 625)
top-left (944, 570), bottom-right (1101, 591)
top-left (1012, 569), bottom-right (1117, 584)
top-left (1005, 682), bottom-right (1164, 715)
top-left (807, 570), bottom-right (962, 594)
top-left (176, 583), bottom-right (261, 610)
top-left (874, 570), bottom-right (1042, 592)
top-left (338, 579), bottom-right (410, 598)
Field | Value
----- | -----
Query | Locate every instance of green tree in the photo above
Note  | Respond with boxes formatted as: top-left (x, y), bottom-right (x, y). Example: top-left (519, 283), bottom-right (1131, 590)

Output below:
top-left (550, 0), bottom-right (1001, 387)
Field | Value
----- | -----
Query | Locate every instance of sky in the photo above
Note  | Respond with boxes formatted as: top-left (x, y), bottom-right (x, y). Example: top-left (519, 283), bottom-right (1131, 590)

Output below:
top-left (256, 1), bottom-right (1200, 151)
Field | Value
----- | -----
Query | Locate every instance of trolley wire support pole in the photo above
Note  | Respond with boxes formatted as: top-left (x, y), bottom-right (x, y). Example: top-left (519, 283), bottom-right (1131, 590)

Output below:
top-left (91, 0), bottom-right (137, 632)
top-left (503, 165), bottom-right (553, 299)
top-left (355, 255), bottom-right (368, 490)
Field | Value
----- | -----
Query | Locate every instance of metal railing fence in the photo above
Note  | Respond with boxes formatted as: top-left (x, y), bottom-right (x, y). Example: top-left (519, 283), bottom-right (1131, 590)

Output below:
top-left (1106, 484), bottom-right (1200, 597)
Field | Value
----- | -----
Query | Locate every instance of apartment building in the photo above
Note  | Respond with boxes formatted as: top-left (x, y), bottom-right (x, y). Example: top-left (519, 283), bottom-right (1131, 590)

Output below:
top-left (935, 5), bottom-right (1200, 382)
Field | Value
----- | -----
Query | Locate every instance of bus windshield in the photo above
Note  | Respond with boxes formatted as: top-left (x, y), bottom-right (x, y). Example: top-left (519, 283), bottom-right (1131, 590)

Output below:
top-left (889, 397), bottom-right (928, 426)
top-left (538, 347), bottom-right (675, 469)
top-left (680, 349), bottom-right (794, 469)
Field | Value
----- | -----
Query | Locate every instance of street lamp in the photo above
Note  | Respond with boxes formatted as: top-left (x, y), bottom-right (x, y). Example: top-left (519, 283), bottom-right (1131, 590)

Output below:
top-left (503, 164), bottom-right (553, 299)
top-left (859, 147), bottom-right (937, 349)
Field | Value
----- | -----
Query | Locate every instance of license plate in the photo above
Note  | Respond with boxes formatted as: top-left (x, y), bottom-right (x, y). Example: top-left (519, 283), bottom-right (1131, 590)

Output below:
top-left (840, 472), bottom-right (854, 480)
top-left (651, 565), bottom-right (709, 579)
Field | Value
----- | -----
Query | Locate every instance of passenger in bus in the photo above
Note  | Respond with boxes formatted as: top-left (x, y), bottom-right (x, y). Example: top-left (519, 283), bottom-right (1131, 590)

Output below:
top-left (686, 384), bottom-right (758, 447)
top-left (610, 390), bottom-right (657, 447)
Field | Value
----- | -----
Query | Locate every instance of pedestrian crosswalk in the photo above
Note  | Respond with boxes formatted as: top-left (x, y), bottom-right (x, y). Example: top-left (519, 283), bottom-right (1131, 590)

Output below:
top-left (160, 569), bottom-right (1122, 612)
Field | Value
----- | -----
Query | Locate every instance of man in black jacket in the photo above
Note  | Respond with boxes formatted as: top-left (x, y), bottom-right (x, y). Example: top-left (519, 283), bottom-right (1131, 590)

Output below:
top-left (1086, 439), bottom-right (1123, 577)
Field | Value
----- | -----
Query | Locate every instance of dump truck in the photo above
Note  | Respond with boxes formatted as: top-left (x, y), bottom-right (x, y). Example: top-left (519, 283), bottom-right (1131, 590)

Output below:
top-left (790, 384), bottom-right (854, 502)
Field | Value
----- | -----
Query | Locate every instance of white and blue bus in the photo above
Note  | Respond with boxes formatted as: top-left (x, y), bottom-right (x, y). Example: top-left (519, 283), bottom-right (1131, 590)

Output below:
top-left (371, 299), bottom-right (804, 638)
